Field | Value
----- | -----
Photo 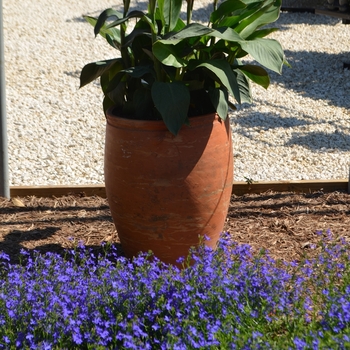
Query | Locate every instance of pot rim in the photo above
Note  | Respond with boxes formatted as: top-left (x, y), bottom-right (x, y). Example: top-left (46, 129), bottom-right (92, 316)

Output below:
top-left (106, 107), bottom-right (223, 131)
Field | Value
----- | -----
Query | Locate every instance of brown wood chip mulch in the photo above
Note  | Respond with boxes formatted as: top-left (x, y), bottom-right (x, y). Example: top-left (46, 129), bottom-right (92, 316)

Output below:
top-left (1, 191), bottom-right (350, 264)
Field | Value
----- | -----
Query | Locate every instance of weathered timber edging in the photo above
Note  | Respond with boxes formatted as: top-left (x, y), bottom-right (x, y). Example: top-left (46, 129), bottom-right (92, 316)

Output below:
top-left (8, 180), bottom-right (349, 198)
top-left (315, 8), bottom-right (350, 23)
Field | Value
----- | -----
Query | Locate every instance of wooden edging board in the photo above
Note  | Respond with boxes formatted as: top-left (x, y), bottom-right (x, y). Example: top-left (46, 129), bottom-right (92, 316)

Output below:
top-left (8, 179), bottom-right (349, 198)
top-left (315, 8), bottom-right (350, 20)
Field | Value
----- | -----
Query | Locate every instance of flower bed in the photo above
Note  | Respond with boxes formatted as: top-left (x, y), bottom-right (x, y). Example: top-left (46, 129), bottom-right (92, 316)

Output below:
top-left (0, 232), bottom-right (349, 349)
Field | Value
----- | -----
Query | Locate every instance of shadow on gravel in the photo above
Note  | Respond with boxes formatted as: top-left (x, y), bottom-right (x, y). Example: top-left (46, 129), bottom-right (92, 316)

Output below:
top-left (269, 49), bottom-right (350, 109)
top-left (232, 47), bottom-right (350, 151)
top-left (235, 114), bottom-right (312, 130)
top-left (233, 110), bottom-right (350, 151)
top-left (285, 130), bottom-right (350, 151)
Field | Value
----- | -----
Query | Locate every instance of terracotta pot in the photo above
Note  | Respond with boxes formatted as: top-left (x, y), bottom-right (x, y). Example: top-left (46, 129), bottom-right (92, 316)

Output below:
top-left (104, 109), bottom-right (233, 265)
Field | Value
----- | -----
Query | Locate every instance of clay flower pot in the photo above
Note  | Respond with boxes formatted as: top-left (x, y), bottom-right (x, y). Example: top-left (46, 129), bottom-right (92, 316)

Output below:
top-left (104, 109), bottom-right (233, 265)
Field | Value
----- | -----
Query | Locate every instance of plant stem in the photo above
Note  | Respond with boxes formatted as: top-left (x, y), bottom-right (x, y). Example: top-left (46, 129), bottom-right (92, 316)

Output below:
top-left (151, 30), bottom-right (164, 82)
top-left (120, 23), bottom-right (130, 68)
top-left (187, 0), bottom-right (194, 25)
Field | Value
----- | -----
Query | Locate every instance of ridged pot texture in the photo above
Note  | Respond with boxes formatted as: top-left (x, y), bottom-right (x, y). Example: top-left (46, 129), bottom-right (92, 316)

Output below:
top-left (104, 110), bottom-right (233, 265)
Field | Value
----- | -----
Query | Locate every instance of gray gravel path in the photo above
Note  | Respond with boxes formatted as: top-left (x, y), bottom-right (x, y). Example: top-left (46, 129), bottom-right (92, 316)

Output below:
top-left (3, 1), bottom-right (350, 185)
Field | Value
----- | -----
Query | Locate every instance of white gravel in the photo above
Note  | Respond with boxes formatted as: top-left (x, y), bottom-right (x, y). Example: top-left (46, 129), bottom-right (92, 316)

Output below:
top-left (3, 1), bottom-right (350, 186)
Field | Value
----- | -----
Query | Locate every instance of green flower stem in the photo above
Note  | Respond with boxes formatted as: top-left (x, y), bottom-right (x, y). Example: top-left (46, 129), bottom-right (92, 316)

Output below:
top-left (123, 0), bottom-right (130, 17)
top-left (152, 38), bottom-right (164, 82)
top-left (148, 0), bottom-right (156, 17)
top-left (186, 0), bottom-right (194, 25)
top-left (227, 50), bottom-right (238, 66)
top-left (208, 0), bottom-right (217, 48)
top-left (148, 0), bottom-right (164, 82)
top-left (120, 23), bottom-right (130, 69)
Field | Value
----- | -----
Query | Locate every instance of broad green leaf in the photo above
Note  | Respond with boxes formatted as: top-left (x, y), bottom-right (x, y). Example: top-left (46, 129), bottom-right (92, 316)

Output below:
top-left (208, 86), bottom-right (228, 120)
top-left (122, 65), bottom-right (155, 78)
top-left (235, 69), bottom-right (252, 103)
top-left (124, 28), bottom-right (152, 47)
top-left (94, 9), bottom-right (123, 36)
top-left (84, 16), bottom-right (98, 29)
top-left (172, 17), bottom-right (186, 32)
top-left (243, 0), bottom-right (268, 4)
top-left (246, 27), bottom-right (279, 40)
top-left (80, 59), bottom-right (122, 88)
top-left (84, 16), bottom-right (121, 45)
top-left (101, 71), bottom-right (110, 94)
top-left (236, 0), bottom-right (281, 38)
top-left (158, 0), bottom-right (182, 32)
top-left (107, 80), bottom-right (126, 106)
top-left (217, 16), bottom-right (242, 28)
top-left (259, 0), bottom-right (282, 22)
top-left (238, 64), bottom-right (270, 89)
top-left (190, 60), bottom-right (241, 104)
top-left (139, 13), bottom-right (158, 34)
top-left (125, 21), bottom-right (154, 59)
top-left (283, 58), bottom-right (292, 68)
top-left (158, 25), bottom-right (243, 51)
top-left (239, 38), bottom-right (284, 74)
top-left (216, 1), bottom-right (264, 29)
top-left (100, 62), bottom-right (124, 93)
top-left (234, 5), bottom-right (272, 38)
top-left (163, 23), bottom-right (214, 43)
top-left (106, 33), bottom-right (121, 50)
top-left (153, 42), bottom-right (187, 67)
top-left (151, 82), bottom-right (190, 135)
top-left (211, 27), bottom-right (244, 42)
top-left (105, 72), bottom-right (125, 94)
top-left (106, 11), bottom-right (146, 29)
top-left (103, 95), bottom-right (116, 116)
top-left (210, 0), bottom-right (247, 24)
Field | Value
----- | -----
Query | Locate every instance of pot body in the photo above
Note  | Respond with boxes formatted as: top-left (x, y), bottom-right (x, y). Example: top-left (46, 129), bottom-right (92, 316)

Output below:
top-left (104, 110), bottom-right (233, 264)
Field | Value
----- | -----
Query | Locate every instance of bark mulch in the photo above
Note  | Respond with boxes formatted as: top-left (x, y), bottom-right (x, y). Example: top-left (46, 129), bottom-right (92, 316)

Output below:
top-left (1, 191), bottom-right (349, 264)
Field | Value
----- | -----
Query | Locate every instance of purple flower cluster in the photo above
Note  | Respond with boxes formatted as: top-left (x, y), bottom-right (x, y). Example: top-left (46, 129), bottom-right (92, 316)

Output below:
top-left (0, 231), bottom-right (349, 349)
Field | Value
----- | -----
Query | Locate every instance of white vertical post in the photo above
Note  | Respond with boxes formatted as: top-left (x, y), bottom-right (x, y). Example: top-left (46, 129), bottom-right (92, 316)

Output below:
top-left (0, 0), bottom-right (10, 198)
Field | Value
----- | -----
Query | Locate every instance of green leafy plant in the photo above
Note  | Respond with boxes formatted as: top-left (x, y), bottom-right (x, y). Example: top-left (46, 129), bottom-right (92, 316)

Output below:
top-left (80, 0), bottom-right (286, 135)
